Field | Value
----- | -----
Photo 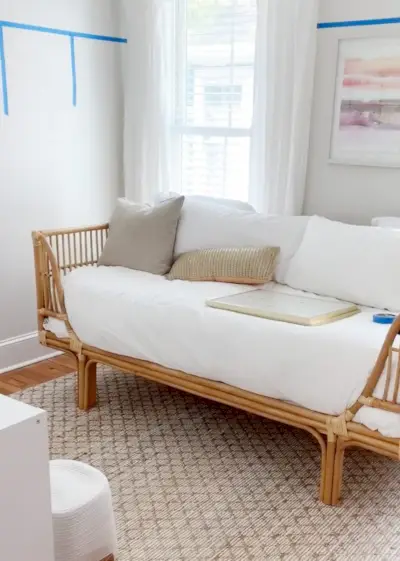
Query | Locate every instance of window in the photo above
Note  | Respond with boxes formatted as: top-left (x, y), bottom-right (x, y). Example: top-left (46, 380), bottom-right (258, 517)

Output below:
top-left (172, 0), bottom-right (257, 201)
top-left (204, 85), bottom-right (243, 106)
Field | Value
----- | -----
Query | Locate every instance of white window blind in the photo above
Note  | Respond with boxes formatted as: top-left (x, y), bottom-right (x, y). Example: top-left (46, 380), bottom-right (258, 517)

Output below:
top-left (173, 0), bottom-right (257, 201)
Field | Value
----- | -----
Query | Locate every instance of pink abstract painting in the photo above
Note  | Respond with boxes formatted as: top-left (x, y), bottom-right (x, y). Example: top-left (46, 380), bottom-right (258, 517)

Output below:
top-left (331, 39), bottom-right (400, 166)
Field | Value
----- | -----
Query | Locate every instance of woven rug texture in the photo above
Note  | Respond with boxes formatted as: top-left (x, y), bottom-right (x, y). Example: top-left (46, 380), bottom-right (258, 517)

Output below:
top-left (14, 367), bottom-right (400, 561)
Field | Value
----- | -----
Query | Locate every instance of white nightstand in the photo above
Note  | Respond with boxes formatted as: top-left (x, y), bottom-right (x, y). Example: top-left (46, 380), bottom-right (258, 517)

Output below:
top-left (0, 394), bottom-right (54, 561)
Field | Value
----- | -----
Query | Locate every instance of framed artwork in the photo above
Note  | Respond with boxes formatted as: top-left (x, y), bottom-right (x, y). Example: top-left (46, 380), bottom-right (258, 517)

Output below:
top-left (330, 38), bottom-right (400, 167)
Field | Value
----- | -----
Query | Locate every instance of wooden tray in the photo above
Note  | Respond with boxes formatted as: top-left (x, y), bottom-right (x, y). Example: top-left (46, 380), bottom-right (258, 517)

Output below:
top-left (206, 289), bottom-right (360, 326)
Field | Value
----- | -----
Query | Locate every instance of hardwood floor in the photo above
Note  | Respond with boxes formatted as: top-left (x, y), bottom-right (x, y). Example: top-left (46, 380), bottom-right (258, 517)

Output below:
top-left (0, 354), bottom-right (76, 395)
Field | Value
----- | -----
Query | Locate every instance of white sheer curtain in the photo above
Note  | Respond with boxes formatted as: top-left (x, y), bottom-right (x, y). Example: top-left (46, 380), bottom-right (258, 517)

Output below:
top-left (249, 0), bottom-right (318, 215)
top-left (120, 0), bottom-right (174, 203)
top-left (120, 0), bottom-right (317, 210)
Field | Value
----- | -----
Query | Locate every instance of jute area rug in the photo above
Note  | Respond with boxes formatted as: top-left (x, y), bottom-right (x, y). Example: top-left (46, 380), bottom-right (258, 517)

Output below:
top-left (14, 366), bottom-right (400, 561)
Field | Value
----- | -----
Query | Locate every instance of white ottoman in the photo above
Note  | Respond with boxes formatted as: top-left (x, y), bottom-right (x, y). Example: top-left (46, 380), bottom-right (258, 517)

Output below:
top-left (50, 460), bottom-right (117, 561)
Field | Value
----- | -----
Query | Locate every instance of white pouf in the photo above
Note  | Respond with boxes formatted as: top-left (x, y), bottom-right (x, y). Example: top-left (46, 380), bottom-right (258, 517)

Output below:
top-left (50, 460), bottom-right (117, 561)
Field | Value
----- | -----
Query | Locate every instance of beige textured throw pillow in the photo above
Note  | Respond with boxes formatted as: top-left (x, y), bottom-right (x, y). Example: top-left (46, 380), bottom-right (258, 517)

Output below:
top-left (98, 196), bottom-right (184, 275)
top-left (167, 247), bottom-right (279, 284)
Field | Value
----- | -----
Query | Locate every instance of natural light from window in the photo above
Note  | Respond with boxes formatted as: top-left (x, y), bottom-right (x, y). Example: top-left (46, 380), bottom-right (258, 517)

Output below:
top-left (173, 0), bottom-right (257, 201)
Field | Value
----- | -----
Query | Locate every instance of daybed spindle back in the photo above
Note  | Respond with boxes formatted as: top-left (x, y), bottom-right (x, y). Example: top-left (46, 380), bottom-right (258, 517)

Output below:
top-left (371, 340), bottom-right (400, 412)
top-left (349, 316), bottom-right (400, 416)
top-left (32, 224), bottom-right (109, 330)
top-left (44, 224), bottom-right (109, 274)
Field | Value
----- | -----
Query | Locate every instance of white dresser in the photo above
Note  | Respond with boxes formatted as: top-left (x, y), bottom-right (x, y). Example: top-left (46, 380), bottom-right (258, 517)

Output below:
top-left (0, 394), bottom-right (54, 561)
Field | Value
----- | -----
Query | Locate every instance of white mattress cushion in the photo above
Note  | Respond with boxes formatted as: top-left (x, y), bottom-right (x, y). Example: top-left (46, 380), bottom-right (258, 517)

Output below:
top-left (371, 217), bottom-right (400, 229)
top-left (62, 266), bottom-right (400, 436)
top-left (284, 215), bottom-right (400, 311)
top-left (174, 201), bottom-right (309, 283)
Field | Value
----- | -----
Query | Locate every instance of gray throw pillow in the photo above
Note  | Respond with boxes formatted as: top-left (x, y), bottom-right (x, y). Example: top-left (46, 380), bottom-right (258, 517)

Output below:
top-left (98, 196), bottom-right (184, 274)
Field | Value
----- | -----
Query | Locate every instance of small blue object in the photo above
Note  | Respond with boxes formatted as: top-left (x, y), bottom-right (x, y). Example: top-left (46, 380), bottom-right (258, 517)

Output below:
top-left (373, 313), bottom-right (396, 324)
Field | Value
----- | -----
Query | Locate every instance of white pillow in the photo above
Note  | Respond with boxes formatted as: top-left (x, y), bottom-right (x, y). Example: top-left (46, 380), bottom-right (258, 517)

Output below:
top-left (156, 192), bottom-right (255, 212)
top-left (174, 201), bottom-right (309, 283)
top-left (284, 215), bottom-right (400, 311)
top-left (371, 217), bottom-right (400, 229)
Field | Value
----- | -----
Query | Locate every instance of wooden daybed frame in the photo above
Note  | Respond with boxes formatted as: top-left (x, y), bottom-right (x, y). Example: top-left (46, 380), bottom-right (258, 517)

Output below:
top-left (32, 224), bottom-right (400, 506)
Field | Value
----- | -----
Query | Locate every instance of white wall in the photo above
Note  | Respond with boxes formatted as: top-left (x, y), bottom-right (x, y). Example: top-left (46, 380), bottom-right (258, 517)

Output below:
top-left (0, 0), bottom-right (123, 371)
top-left (304, 0), bottom-right (400, 224)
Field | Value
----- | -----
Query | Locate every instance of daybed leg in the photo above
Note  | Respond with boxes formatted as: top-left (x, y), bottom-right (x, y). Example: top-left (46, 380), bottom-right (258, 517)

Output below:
top-left (331, 437), bottom-right (346, 505)
top-left (77, 354), bottom-right (87, 410)
top-left (85, 360), bottom-right (97, 410)
top-left (321, 435), bottom-right (337, 505)
top-left (77, 356), bottom-right (97, 410)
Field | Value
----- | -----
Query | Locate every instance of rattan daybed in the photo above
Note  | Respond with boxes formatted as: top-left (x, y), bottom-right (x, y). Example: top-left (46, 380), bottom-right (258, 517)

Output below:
top-left (32, 223), bottom-right (400, 506)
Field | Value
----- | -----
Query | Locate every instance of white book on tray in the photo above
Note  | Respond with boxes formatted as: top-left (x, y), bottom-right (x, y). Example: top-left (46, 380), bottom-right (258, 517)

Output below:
top-left (206, 289), bottom-right (360, 326)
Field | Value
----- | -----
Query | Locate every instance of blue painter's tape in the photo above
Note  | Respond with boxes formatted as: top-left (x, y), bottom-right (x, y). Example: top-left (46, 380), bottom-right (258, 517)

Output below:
top-left (318, 17), bottom-right (400, 29)
top-left (373, 313), bottom-right (396, 325)
top-left (0, 20), bottom-right (127, 43)
top-left (0, 26), bottom-right (9, 115)
top-left (70, 35), bottom-right (77, 107)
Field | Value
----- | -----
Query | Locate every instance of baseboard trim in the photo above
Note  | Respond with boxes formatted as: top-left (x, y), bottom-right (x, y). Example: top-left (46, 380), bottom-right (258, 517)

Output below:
top-left (0, 331), bottom-right (39, 348)
top-left (0, 351), bottom-right (63, 375)
top-left (0, 331), bottom-right (62, 374)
